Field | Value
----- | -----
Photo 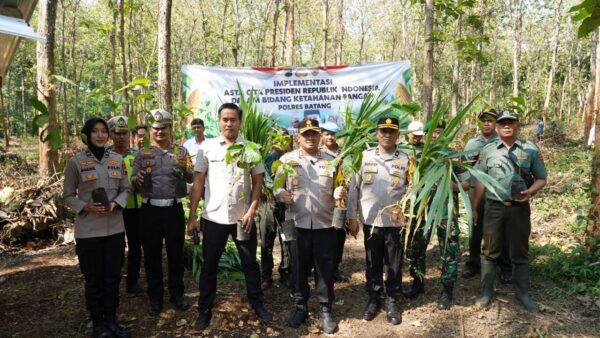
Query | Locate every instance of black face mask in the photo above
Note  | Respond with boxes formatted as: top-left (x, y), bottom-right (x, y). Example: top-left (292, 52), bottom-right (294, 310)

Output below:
top-left (81, 117), bottom-right (109, 161)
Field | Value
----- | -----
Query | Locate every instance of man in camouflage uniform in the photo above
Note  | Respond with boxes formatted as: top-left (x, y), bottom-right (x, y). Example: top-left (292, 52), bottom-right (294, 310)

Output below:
top-left (347, 117), bottom-right (409, 325)
top-left (473, 110), bottom-right (547, 312)
top-left (404, 120), bottom-right (470, 310)
top-left (462, 109), bottom-right (512, 283)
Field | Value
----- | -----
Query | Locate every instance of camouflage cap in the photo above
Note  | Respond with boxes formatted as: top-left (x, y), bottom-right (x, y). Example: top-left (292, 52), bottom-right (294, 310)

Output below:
top-left (107, 115), bottom-right (129, 133)
top-left (147, 109), bottom-right (173, 128)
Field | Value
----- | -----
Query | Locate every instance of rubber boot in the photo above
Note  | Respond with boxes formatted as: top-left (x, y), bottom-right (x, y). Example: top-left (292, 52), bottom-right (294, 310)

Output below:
top-left (475, 260), bottom-right (496, 307)
top-left (513, 264), bottom-right (538, 312)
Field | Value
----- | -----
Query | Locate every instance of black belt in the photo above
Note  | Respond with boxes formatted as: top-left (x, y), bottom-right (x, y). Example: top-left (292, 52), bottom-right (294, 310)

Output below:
top-left (486, 199), bottom-right (527, 207)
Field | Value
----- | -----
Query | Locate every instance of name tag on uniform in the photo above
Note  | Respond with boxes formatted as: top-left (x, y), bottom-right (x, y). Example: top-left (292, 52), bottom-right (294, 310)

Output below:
top-left (108, 159), bottom-right (118, 165)
top-left (79, 160), bottom-right (94, 167)
top-left (364, 161), bottom-right (378, 173)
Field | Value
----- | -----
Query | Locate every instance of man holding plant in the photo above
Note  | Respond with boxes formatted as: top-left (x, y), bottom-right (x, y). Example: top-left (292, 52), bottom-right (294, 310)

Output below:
top-left (472, 110), bottom-right (547, 312)
top-left (347, 117), bottom-right (409, 325)
top-left (403, 120), bottom-right (470, 310)
top-left (187, 103), bottom-right (273, 329)
top-left (276, 119), bottom-right (340, 334)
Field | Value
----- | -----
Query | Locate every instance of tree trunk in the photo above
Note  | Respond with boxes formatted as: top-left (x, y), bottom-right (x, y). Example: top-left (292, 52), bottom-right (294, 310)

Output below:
top-left (422, 0), bottom-right (435, 121)
top-left (220, 0), bottom-right (229, 66)
top-left (36, 0), bottom-right (59, 177)
top-left (158, 0), bottom-right (173, 112)
top-left (21, 67), bottom-right (27, 135)
top-left (591, 37), bottom-right (600, 244)
top-left (489, 30), bottom-right (497, 101)
top-left (584, 33), bottom-right (598, 142)
top-left (270, 0), bottom-right (281, 67)
top-left (358, 0), bottom-right (367, 63)
top-left (233, 0), bottom-right (241, 66)
top-left (109, 0), bottom-right (117, 101)
top-left (540, 0), bottom-right (562, 127)
top-left (0, 77), bottom-right (8, 149)
top-left (321, 0), bottom-right (329, 66)
top-left (69, 0), bottom-right (80, 135)
top-left (59, 0), bottom-right (68, 143)
top-left (334, 0), bottom-right (344, 65)
top-left (510, 0), bottom-right (522, 97)
top-left (450, 16), bottom-right (462, 118)
top-left (284, 0), bottom-right (295, 66)
top-left (118, 0), bottom-right (129, 115)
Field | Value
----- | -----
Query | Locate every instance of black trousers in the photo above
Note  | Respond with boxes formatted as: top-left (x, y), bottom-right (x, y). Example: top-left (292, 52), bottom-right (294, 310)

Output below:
top-left (290, 227), bottom-right (336, 306)
top-left (140, 203), bottom-right (185, 304)
top-left (466, 201), bottom-right (512, 273)
top-left (76, 232), bottom-right (125, 319)
top-left (335, 228), bottom-right (346, 273)
top-left (259, 202), bottom-right (291, 280)
top-left (123, 208), bottom-right (143, 287)
top-left (363, 225), bottom-right (403, 298)
top-left (198, 219), bottom-right (263, 312)
top-left (482, 200), bottom-right (531, 265)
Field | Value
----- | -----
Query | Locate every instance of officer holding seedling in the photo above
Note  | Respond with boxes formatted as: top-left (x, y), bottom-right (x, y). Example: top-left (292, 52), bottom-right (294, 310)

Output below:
top-left (187, 103), bottom-right (273, 330)
top-left (275, 119), bottom-right (340, 334)
top-left (131, 109), bottom-right (193, 316)
top-left (347, 117), bottom-right (409, 325)
top-left (472, 110), bottom-right (547, 312)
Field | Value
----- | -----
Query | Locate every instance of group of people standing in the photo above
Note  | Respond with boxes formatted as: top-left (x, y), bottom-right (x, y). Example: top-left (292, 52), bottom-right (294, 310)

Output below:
top-left (63, 103), bottom-right (546, 337)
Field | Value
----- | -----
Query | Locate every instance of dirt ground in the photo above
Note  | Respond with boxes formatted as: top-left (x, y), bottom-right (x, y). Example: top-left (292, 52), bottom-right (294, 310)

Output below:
top-left (1, 223), bottom-right (599, 338)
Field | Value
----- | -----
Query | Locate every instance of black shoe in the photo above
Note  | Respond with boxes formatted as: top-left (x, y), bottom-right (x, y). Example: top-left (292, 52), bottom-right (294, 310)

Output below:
top-left (261, 278), bottom-right (274, 289)
top-left (106, 319), bottom-right (130, 338)
top-left (499, 271), bottom-right (513, 284)
top-left (362, 297), bottom-right (381, 321)
top-left (385, 297), bottom-right (401, 325)
top-left (461, 266), bottom-right (480, 279)
top-left (403, 279), bottom-right (424, 299)
top-left (92, 325), bottom-right (113, 338)
top-left (194, 310), bottom-right (212, 330)
top-left (253, 304), bottom-right (273, 322)
top-left (169, 296), bottom-right (189, 311)
top-left (126, 283), bottom-right (144, 294)
top-left (437, 285), bottom-right (453, 310)
top-left (334, 270), bottom-right (347, 283)
top-left (148, 301), bottom-right (162, 316)
top-left (287, 306), bottom-right (308, 328)
top-left (319, 305), bottom-right (338, 334)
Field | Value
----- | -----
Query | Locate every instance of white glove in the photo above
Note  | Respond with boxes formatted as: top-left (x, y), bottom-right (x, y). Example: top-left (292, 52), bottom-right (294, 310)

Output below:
top-left (333, 186), bottom-right (347, 200)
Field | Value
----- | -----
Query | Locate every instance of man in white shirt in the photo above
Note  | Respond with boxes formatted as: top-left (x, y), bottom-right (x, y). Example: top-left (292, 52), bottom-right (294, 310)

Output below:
top-left (188, 103), bottom-right (272, 330)
top-left (183, 118), bottom-right (205, 165)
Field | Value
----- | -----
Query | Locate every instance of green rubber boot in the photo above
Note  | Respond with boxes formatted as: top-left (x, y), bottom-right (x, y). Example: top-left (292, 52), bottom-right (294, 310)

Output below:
top-left (475, 260), bottom-right (496, 307)
top-left (513, 264), bottom-right (538, 312)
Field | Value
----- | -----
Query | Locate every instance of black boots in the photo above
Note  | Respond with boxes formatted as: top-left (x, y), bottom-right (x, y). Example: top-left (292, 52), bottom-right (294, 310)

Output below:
top-left (362, 295), bottom-right (381, 321)
top-left (403, 278), bottom-right (424, 299)
top-left (253, 303), bottom-right (274, 322)
top-left (169, 296), bottom-right (189, 311)
top-left (437, 285), bottom-right (453, 310)
top-left (104, 313), bottom-right (129, 338)
top-left (461, 265), bottom-right (480, 279)
top-left (287, 304), bottom-right (308, 328)
top-left (513, 264), bottom-right (538, 312)
top-left (476, 260), bottom-right (496, 307)
top-left (319, 304), bottom-right (338, 334)
top-left (194, 309), bottom-right (212, 330)
top-left (91, 313), bottom-right (111, 338)
top-left (384, 297), bottom-right (401, 325)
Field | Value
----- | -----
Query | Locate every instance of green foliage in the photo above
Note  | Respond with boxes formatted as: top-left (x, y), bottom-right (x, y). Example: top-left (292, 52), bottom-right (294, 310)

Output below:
top-left (531, 239), bottom-right (600, 297)
top-left (30, 98), bottom-right (62, 150)
top-left (225, 141), bottom-right (263, 169)
top-left (188, 239), bottom-right (252, 282)
top-left (237, 81), bottom-right (276, 156)
top-left (570, 0), bottom-right (600, 38)
top-left (272, 160), bottom-right (297, 192)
